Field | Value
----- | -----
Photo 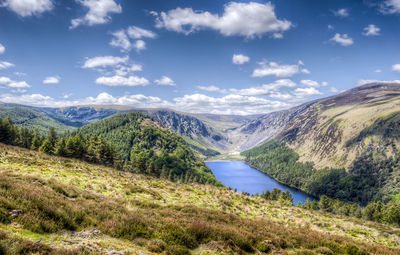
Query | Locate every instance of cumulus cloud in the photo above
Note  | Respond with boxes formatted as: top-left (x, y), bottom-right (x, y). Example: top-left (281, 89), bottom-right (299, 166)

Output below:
top-left (333, 8), bottom-right (349, 17)
top-left (70, 0), bottom-right (122, 29)
top-left (0, 76), bottom-right (30, 89)
top-left (374, 69), bottom-right (382, 73)
top-left (330, 33), bottom-right (354, 46)
top-left (329, 87), bottom-right (340, 93)
top-left (392, 64), bottom-right (400, 72)
top-left (232, 54), bottom-right (250, 65)
top-left (110, 26), bottom-right (156, 52)
top-left (0, 61), bottom-right (14, 69)
top-left (197, 85), bottom-right (227, 93)
top-left (300, 80), bottom-right (327, 88)
top-left (126, 26), bottom-right (157, 39)
top-left (230, 79), bottom-right (296, 96)
top-left (173, 93), bottom-right (291, 115)
top-left (0, 92), bottom-right (171, 109)
top-left (43, 76), bottom-right (60, 84)
top-left (293, 87), bottom-right (322, 98)
top-left (357, 79), bottom-right (400, 86)
top-left (154, 76), bottom-right (176, 86)
top-left (154, 2), bottom-right (292, 38)
top-left (380, 0), bottom-right (400, 14)
top-left (95, 75), bottom-right (149, 87)
top-left (133, 40), bottom-right (146, 51)
top-left (0, 44), bottom-right (5, 55)
top-left (1, 0), bottom-right (53, 17)
top-left (82, 56), bottom-right (128, 69)
top-left (363, 24), bottom-right (380, 36)
top-left (252, 60), bottom-right (305, 78)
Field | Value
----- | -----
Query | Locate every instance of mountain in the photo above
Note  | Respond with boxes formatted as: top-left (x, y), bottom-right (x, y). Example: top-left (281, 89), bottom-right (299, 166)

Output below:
top-left (241, 83), bottom-right (400, 204)
top-left (239, 82), bottom-right (400, 168)
top-left (0, 143), bottom-right (398, 254)
top-left (0, 103), bottom-right (77, 135)
top-left (0, 103), bottom-right (260, 157)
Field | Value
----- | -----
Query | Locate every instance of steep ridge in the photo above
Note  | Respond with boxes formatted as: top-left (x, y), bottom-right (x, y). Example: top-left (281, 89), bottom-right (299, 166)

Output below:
top-left (237, 83), bottom-right (400, 168)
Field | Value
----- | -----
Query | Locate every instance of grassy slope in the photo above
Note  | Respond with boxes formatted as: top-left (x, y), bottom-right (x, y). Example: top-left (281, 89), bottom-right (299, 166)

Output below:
top-left (290, 95), bottom-right (400, 170)
top-left (0, 144), bottom-right (399, 254)
top-left (0, 104), bottom-right (77, 135)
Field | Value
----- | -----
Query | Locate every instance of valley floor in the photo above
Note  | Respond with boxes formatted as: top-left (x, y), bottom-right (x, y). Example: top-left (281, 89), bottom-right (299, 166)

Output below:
top-left (0, 143), bottom-right (399, 254)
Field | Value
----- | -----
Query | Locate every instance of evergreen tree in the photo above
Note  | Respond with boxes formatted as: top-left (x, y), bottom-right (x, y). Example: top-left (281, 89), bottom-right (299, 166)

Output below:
top-left (31, 130), bottom-right (42, 150)
top-left (39, 139), bottom-right (54, 154)
top-left (55, 138), bottom-right (67, 157)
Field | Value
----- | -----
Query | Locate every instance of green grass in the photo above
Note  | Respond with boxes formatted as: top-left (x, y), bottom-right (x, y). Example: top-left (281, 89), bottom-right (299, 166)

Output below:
top-left (0, 144), bottom-right (399, 254)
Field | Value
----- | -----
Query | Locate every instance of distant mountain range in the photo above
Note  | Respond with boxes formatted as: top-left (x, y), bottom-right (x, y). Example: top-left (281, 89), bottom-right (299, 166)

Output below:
top-left (2, 82), bottom-right (400, 168)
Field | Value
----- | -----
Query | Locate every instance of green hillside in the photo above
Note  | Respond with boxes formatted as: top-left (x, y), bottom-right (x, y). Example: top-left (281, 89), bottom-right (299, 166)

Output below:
top-left (0, 144), bottom-right (399, 254)
top-left (242, 140), bottom-right (400, 207)
top-left (77, 112), bottom-right (220, 185)
top-left (0, 104), bottom-right (76, 135)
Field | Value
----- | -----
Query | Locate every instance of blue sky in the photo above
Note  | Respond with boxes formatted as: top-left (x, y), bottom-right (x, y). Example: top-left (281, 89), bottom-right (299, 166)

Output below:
top-left (0, 0), bottom-right (400, 114)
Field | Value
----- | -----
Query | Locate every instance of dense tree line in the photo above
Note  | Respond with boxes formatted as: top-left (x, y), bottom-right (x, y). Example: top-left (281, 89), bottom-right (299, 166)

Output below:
top-left (0, 114), bottom-right (220, 186)
top-left (78, 112), bottom-right (220, 185)
top-left (0, 116), bottom-right (121, 168)
top-left (299, 196), bottom-right (400, 227)
top-left (242, 140), bottom-right (399, 205)
top-left (243, 140), bottom-right (400, 226)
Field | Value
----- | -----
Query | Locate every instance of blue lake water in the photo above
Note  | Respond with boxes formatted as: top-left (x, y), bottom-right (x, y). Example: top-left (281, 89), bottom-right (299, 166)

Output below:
top-left (206, 161), bottom-right (315, 205)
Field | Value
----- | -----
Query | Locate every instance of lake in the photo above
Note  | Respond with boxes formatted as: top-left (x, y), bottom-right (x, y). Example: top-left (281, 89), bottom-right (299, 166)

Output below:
top-left (206, 161), bottom-right (315, 205)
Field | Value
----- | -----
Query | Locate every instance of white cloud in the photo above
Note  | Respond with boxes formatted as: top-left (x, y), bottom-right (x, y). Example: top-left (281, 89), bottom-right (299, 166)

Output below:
top-left (0, 76), bottom-right (30, 89)
top-left (154, 2), bottom-right (292, 38)
top-left (8, 81), bottom-right (30, 88)
top-left (1, 0), bottom-right (53, 17)
top-left (0, 77), bottom-right (12, 84)
top-left (294, 87), bottom-right (322, 98)
top-left (357, 79), bottom-right (400, 86)
top-left (0, 85), bottom-right (325, 115)
top-left (232, 54), bottom-right (250, 65)
top-left (329, 87), bottom-right (339, 93)
top-left (0, 92), bottom-right (172, 109)
top-left (328, 24), bottom-right (334, 30)
top-left (300, 79), bottom-right (327, 88)
top-left (126, 26), bottom-right (157, 39)
top-left (43, 76), bottom-right (60, 84)
top-left (330, 33), bottom-right (354, 46)
top-left (115, 64), bottom-right (142, 76)
top-left (392, 64), bottom-right (400, 72)
top-left (333, 8), bottom-right (349, 17)
top-left (0, 61), bottom-right (14, 69)
top-left (133, 40), bottom-right (146, 52)
top-left (230, 79), bottom-right (296, 96)
top-left (301, 68), bottom-right (310, 74)
top-left (363, 24), bottom-right (380, 36)
top-left (82, 56), bottom-right (128, 69)
top-left (110, 26), bottom-right (156, 52)
top-left (173, 93), bottom-right (291, 115)
top-left (197, 85), bottom-right (227, 93)
top-left (154, 76), bottom-right (176, 86)
top-left (70, 0), bottom-right (122, 29)
top-left (95, 75), bottom-right (149, 87)
top-left (109, 30), bottom-right (131, 51)
top-left (0, 44), bottom-right (5, 55)
top-left (380, 0), bottom-right (400, 14)
top-left (374, 69), bottom-right (382, 73)
top-left (252, 60), bottom-right (303, 78)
